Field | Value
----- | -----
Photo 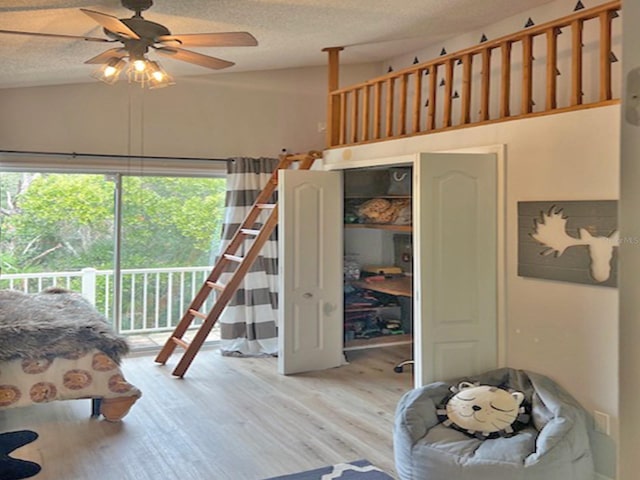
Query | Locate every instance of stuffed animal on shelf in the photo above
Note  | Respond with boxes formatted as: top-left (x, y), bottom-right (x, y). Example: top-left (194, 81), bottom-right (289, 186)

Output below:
top-left (356, 198), bottom-right (411, 225)
top-left (436, 381), bottom-right (530, 439)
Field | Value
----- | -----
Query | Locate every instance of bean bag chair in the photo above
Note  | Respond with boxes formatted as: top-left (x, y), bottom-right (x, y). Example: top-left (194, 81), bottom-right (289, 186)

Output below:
top-left (393, 368), bottom-right (594, 480)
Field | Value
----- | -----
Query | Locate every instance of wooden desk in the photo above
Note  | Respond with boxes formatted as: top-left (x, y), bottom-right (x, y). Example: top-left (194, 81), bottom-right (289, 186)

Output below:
top-left (345, 275), bottom-right (413, 351)
top-left (351, 276), bottom-right (412, 297)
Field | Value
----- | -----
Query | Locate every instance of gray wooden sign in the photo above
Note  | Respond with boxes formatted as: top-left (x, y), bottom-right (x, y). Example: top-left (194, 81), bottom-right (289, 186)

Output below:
top-left (518, 200), bottom-right (618, 287)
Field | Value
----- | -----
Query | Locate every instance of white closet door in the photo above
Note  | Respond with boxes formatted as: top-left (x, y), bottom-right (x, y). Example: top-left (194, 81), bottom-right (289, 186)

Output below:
top-left (278, 169), bottom-right (343, 374)
top-left (413, 152), bottom-right (498, 387)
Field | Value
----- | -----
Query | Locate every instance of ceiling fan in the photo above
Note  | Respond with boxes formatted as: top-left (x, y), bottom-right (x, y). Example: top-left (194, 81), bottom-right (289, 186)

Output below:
top-left (0, 0), bottom-right (258, 87)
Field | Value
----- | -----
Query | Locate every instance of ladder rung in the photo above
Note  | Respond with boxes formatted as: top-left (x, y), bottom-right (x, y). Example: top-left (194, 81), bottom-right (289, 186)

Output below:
top-left (205, 281), bottom-right (225, 291)
top-left (171, 336), bottom-right (190, 350)
top-left (155, 151), bottom-right (319, 377)
top-left (189, 309), bottom-right (207, 319)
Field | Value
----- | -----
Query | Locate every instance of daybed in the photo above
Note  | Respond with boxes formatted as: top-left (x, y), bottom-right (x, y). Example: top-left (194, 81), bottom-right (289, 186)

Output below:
top-left (0, 288), bottom-right (141, 421)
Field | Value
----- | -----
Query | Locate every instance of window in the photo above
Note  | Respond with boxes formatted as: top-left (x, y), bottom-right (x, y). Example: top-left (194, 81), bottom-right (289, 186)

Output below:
top-left (0, 163), bottom-right (226, 349)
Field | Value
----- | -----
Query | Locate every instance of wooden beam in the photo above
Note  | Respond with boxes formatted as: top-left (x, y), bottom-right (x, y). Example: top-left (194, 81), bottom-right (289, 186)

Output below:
top-left (322, 47), bottom-right (344, 147)
top-left (412, 70), bottom-right (423, 133)
top-left (599, 11), bottom-right (613, 101)
top-left (427, 65), bottom-right (438, 130)
top-left (373, 82), bottom-right (382, 139)
top-left (546, 28), bottom-right (558, 111)
top-left (571, 19), bottom-right (584, 106)
top-left (339, 92), bottom-right (347, 145)
top-left (480, 49), bottom-right (492, 121)
top-left (385, 78), bottom-right (395, 138)
top-left (399, 74), bottom-right (408, 135)
top-left (350, 89), bottom-right (359, 144)
top-left (443, 59), bottom-right (454, 127)
top-left (500, 42), bottom-right (512, 118)
top-left (460, 54), bottom-right (472, 125)
top-left (521, 35), bottom-right (533, 115)
top-left (362, 85), bottom-right (371, 141)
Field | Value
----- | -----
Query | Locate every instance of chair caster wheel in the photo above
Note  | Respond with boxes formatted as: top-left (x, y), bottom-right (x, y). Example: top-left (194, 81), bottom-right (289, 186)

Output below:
top-left (394, 365), bottom-right (404, 373)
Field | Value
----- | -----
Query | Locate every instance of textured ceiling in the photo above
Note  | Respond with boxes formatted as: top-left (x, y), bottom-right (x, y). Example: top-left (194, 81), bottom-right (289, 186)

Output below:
top-left (0, 0), bottom-right (557, 89)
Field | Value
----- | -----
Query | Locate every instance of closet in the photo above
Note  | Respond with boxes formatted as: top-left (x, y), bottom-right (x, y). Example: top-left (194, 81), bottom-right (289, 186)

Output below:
top-left (278, 151), bottom-right (499, 387)
top-left (342, 166), bottom-right (414, 351)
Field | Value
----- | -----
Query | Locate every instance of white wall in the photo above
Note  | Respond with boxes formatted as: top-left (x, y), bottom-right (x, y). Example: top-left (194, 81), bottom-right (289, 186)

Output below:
top-left (618, 1), bottom-right (640, 479)
top-left (0, 64), bottom-right (381, 160)
top-left (323, 104), bottom-right (619, 478)
top-left (323, 2), bottom-right (622, 475)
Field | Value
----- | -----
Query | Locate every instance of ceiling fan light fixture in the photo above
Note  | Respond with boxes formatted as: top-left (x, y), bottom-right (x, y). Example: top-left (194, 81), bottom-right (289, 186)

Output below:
top-left (91, 57), bottom-right (126, 84)
top-left (147, 60), bottom-right (175, 89)
top-left (126, 58), bottom-right (149, 85)
top-left (132, 58), bottom-right (147, 72)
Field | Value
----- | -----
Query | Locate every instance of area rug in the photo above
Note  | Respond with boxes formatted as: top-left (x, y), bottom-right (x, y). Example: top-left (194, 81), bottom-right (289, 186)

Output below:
top-left (0, 430), bottom-right (42, 480)
top-left (264, 459), bottom-right (394, 480)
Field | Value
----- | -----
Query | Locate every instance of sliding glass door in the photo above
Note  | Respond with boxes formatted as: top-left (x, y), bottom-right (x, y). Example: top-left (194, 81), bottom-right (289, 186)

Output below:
top-left (0, 169), bottom-right (225, 348)
top-left (118, 175), bottom-right (225, 346)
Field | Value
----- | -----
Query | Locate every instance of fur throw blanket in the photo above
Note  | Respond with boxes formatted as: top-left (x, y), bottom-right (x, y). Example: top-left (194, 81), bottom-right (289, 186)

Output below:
top-left (0, 288), bottom-right (129, 363)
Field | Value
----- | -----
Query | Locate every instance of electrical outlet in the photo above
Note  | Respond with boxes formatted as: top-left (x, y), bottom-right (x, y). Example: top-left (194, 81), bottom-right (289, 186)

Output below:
top-left (594, 410), bottom-right (610, 435)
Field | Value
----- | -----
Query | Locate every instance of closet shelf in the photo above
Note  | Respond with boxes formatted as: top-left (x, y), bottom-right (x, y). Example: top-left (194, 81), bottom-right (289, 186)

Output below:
top-left (344, 223), bottom-right (412, 232)
top-left (344, 333), bottom-right (412, 350)
top-left (344, 194), bottom-right (411, 199)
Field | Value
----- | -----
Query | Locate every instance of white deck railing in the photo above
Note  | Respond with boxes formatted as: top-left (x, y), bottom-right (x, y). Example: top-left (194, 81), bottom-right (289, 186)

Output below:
top-left (0, 266), bottom-right (215, 335)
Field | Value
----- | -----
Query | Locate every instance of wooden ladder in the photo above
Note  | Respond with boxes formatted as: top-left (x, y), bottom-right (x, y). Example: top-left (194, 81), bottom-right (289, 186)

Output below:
top-left (154, 151), bottom-right (321, 377)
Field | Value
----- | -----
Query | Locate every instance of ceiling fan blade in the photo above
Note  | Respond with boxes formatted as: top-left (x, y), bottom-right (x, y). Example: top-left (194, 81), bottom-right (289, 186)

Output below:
top-left (0, 28), bottom-right (110, 43)
top-left (84, 48), bottom-right (128, 64)
top-left (154, 46), bottom-right (235, 70)
top-left (80, 8), bottom-right (140, 40)
top-left (156, 32), bottom-right (258, 47)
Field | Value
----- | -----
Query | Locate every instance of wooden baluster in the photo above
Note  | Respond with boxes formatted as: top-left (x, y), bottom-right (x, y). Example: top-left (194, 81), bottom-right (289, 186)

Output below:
top-left (427, 64), bottom-right (438, 130)
top-left (480, 49), bottom-right (491, 121)
top-left (322, 47), bottom-right (344, 147)
top-left (362, 84), bottom-right (371, 142)
top-left (412, 70), bottom-right (423, 133)
top-left (350, 88), bottom-right (359, 144)
top-left (327, 93), bottom-right (339, 146)
top-left (521, 35), bottom-right (533, 114)
top-left (460, 54), bottom-right (472, 125)
top-left (599, 11), bottom-right (613, 101)
top-left (443, 59), bottom-right (454, 127)
top-left (339, 92), bottom-right (347, 145)
top-left (373, 82), bottom-right (382, 139)
top-left (571, 19), bottom-right (584, 106)
top-left (385, 78), bottom-right (395, 138)
top-left (500, 42), bottom-right (512, 118)
top-left (546, 28), bottom-right (558, 111)
top-left (399, 74), bottom-right (408, 136)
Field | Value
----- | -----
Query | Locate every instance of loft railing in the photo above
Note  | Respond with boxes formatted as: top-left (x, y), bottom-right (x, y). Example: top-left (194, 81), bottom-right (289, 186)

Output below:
top-left (324, 0), bottom-right (621, 148)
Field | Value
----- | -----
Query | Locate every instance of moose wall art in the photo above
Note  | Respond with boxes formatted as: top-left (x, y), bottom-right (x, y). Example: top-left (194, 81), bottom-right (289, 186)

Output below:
top-left (518, 200), bottom-right (618, 287)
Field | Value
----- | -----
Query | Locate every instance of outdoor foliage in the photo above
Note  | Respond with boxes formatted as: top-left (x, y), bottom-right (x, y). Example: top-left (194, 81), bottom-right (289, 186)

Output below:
top-left (0, 172), bottom-right (226, 274)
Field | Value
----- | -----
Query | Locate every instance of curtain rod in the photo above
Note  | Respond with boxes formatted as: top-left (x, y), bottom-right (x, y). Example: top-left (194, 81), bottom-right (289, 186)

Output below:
top-left (0, 149), bottom-right (228, 163)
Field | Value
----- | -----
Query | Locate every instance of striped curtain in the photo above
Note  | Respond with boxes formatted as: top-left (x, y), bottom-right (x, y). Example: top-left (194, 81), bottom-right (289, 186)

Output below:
top-left (217, 157), bottom-right (280, 356)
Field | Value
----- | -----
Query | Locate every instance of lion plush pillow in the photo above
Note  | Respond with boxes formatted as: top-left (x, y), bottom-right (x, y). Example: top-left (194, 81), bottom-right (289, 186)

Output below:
top-left (436, 381), bottom-right (530, 439)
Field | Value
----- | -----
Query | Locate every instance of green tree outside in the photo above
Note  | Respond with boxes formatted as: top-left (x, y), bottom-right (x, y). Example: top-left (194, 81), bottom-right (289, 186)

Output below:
top-left (0, 172), bottom-right (226, 273)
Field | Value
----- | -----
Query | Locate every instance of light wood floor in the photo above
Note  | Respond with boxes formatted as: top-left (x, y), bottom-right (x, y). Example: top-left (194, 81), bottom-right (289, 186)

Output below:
top-left (0, 345), bottom-right (413, 480)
